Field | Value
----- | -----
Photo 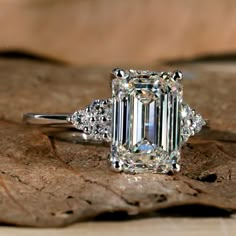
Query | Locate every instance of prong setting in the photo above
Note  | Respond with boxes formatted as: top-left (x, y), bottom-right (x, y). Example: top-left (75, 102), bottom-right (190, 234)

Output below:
top-left (110, 158), bottom-right (123, 172)
top-left (112, 68), bottom-right (129, 79)
top-left (172, 163), bottom-right (181, 173)
top-left (173, 70), bottom-right (183, 81)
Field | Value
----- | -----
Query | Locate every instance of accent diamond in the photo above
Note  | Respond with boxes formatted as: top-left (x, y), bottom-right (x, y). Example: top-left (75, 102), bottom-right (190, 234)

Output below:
top-left (70, 99), bottom-right (112, 141)
top-left (180, 103), bottom-right (206, 143)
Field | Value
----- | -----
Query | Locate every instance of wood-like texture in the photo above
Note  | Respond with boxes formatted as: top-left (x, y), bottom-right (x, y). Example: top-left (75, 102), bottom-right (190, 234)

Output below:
top-left (1, 0), bottom-right (236, 65)
top-left (0, 59), bottom-right (235, 227)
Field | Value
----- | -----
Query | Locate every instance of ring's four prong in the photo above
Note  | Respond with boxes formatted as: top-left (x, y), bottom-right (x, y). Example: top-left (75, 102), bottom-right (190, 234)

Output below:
top-left (110, 159), bottom-right (124, 172)
top-left (173, 70), bottom-right (183, 81)
top-left (111, 68), bottom-right (129, 79)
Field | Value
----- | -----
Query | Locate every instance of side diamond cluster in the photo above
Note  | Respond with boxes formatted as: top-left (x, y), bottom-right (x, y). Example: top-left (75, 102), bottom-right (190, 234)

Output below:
top-left (69, 99), bottom-right (112, 142)
top-left (180, 103), bottom-right (206, 143)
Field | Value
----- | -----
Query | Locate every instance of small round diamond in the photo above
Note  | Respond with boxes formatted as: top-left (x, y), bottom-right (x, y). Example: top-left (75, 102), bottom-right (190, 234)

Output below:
top-left (180, 103), bottom-right (205, 143)
top-left (192, 114), bottom-right (206, 133)
top-left (70, 99), bottom-right (112, 141)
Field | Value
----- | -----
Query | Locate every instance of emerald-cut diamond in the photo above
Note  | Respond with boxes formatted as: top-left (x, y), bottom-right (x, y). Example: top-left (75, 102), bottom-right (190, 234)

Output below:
top-left (110, 69), bottom-right (183, 173)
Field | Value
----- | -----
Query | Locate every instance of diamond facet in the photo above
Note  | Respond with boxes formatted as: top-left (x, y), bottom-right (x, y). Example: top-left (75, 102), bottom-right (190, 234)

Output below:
top-left (111, 70), bottom-right (183, 173)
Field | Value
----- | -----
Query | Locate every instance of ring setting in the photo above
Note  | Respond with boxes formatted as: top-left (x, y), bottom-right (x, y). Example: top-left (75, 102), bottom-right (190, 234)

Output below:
top-left (24, 68), bottom-right (206, 174)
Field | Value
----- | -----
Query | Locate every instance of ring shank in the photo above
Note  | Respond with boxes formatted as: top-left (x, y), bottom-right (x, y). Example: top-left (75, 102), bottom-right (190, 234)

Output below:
top-left (23, 113), bottom-right (108, 144)
top-left (23, 113), bottom-right (73, 127)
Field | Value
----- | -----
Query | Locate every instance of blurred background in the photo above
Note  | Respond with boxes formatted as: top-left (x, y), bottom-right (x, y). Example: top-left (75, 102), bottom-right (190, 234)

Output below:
top-left (1, 0), bottom-right (236, 66)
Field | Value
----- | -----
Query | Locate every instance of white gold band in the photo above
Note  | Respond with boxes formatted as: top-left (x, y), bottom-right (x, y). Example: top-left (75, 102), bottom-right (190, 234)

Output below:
top-left (23, 113), bottom-right (72, 127)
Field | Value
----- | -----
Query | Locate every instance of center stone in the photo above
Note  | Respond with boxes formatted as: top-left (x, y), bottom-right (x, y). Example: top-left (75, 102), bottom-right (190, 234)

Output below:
top-left (110, 70), bottom-right (182, 173)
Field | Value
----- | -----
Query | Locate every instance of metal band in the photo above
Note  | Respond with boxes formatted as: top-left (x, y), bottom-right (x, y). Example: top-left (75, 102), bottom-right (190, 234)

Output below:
top-left (23, 113), bottom-right (73, 128)
top-left (23, 99), bottom-right (113, 143)
top-left (23, 113), bottom-right (110, 144)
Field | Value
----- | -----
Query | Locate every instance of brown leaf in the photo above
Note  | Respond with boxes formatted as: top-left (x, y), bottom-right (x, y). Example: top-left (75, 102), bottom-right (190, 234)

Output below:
top-left (0, 59), bottom-right (235, 227)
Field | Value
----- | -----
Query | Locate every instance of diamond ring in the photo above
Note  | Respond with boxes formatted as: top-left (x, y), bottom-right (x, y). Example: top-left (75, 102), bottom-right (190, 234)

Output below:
top-left (23, 68), bottom-right (206, 174)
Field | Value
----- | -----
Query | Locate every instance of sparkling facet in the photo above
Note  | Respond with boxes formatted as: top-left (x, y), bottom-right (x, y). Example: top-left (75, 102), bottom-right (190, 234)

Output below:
top-left (111, 70), bottom-right (183, 173)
